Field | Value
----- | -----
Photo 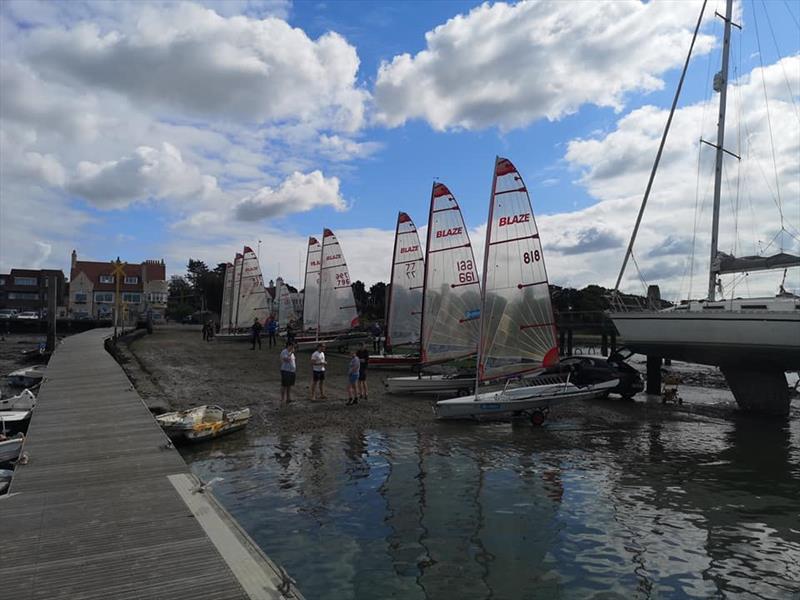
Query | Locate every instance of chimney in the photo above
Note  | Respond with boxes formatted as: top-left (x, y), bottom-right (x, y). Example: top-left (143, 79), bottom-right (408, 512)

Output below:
top-left (71, 249), bottom-right (77, 270)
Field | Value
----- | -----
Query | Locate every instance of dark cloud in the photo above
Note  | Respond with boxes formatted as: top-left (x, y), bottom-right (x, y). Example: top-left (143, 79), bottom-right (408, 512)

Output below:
top-left (553, 227), bottom-right (623, 255)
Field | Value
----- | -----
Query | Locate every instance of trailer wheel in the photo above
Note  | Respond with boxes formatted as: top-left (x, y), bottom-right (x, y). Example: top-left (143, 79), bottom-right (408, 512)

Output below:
top-left (530, 409), bottom-right (546, 427)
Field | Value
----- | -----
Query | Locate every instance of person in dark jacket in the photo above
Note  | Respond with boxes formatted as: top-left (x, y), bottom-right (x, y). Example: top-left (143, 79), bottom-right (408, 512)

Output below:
top-left (267, 317), bottom-right (278, 348)
top-left (370, 321), bottom-right (382, 353)
top-left (251, 318), bottom-right (263, 350)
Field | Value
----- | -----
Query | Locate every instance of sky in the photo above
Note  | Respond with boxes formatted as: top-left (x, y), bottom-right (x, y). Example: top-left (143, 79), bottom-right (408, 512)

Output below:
top-left (0, 0), bottom-right (798, 301)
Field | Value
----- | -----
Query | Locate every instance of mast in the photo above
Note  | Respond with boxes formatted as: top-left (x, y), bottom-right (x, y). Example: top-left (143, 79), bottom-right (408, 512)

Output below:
top-left (384, 211), bottom-right (403, 351)
top-left (317, 230), bottom-right (325, 341)
top-left (226, 261), bottom-right (236, 333)
top-left (708, 0), bottom-right (735, 301)
top-left (233, 248), bottom-right (245, 331)
top-left (475, 157), bottom-right (499, 398)
top-left (418, 183), bottom-right (436, 364)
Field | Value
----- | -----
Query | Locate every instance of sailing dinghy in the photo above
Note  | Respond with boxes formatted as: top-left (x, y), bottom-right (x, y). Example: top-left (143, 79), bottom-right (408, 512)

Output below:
top-left (295, 229), bottom-right (368, 351)
top-left (435, 157), bottom-right (617, 421)
top-left (276, 280), bottom-right (298, 330)
top-left (371, 212), bottom-right (425, 368)
top-left (217, 247), bottom-right (270, 341)
top-left (156, 405), bottom-right (250, 443)
top-left (385, 183), bottom-right (481, 393)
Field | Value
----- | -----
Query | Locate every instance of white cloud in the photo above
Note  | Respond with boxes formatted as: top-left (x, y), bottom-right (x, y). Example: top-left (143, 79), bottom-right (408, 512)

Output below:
top-left (235, 171), bottom-right (347, 220)
top-left (547, 55), bottom-right (800, 299)
top-left (374, 0), bottom-right (715, 131)
top-left (67, 143), bottom-right (219, 208)
top-left (24, 2), bottom-right (368, 131)
top-left (317, 134), bottom-right (382, 161)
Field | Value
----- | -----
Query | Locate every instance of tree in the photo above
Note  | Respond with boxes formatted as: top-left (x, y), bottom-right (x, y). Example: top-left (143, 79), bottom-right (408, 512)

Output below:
top-left (167, 275), bottom-right (195, 320)
top-left (351, 280), bottom-right (368, 313)
top-left (368, 282), bottom-right (387, 320)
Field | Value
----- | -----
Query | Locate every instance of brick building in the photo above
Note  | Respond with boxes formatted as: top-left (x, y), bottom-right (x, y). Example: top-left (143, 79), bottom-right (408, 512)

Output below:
top-left (68, 250), bottom-right (168, 321)
top-left (0, 268), bottom-right (67, 316)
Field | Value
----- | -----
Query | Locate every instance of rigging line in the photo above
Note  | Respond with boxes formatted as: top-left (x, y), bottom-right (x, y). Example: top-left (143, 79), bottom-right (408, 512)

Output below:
top-left (629, 252), bottom-right (650, 297)
top-left (762, 0), bottom-right (800, 122)
top-left (613, 0), bottom-right (708, 293)
top-left (782, 0), bottom-right (800, 29)
top-left (751, 0), bottom-right (786, 244)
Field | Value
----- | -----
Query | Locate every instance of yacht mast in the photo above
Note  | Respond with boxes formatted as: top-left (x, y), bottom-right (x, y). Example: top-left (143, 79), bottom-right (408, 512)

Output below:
top-left (708, 0), bottom-right (735, 301)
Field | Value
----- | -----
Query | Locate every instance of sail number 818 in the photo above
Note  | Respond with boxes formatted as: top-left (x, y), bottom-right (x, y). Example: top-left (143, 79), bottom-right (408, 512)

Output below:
top-left (523, 250), bottom-right (541, 264)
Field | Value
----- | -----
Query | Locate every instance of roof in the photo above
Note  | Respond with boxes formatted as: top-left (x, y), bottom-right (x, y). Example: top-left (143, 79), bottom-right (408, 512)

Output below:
top-left (71, 260), bottom-right (166, 291)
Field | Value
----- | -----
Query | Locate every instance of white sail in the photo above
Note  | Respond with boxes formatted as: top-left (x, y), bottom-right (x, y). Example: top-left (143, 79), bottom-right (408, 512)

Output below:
top-left (478, 157), bottom-right (559, 381)
top-left (420, 183), bottom-right (481, 365)
top-left (319, 228), bottom-right (359, 333)
top-left (230, 253), bottom-right (244, 331)
top-left (234, 246), bottom-right (270, 328)
top-left (302, 237), bottom-right (322, 332)
top-left (220, 261), bottom-right (234, 333)
top-left (277, 282), bottom-right (297, 329)
top-left (386, 211), bottom-right (425, 350)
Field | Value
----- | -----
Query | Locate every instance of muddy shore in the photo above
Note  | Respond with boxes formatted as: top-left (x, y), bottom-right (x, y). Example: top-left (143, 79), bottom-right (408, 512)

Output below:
top-left (118, 326), bottom-right (753, 437)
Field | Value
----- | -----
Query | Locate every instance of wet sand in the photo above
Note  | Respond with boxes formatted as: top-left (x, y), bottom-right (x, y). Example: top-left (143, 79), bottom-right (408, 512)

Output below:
top-left (119, 327), bottom-right (756, 437)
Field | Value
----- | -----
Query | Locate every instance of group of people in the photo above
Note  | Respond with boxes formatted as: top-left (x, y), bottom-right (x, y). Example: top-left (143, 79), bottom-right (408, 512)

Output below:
top-left (250, 316), bottom-right (282, 350)
top-left (278, 341), bottom-right (370, 407)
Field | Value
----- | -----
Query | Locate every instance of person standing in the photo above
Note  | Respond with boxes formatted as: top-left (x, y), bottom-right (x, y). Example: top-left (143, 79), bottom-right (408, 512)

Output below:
top-left (279, 342), bottom-right (296, 407)
top-left (286, 320), bottom-right (296, 346)
top-left (310, 343), bottom-right (327, 400)
top-left (356, 342), bottom-right (370, 401)
top-left (251, 317), bottom-right (263, 350)
top-left (370, 321), bottom-right (383, 353)
top-left (206, 320), bottom-right (215, 342)
top-left (346, 350), bottom-right (360, 405)
top-left (202, 320), bottom-right (208, 341)
top-left (267, 317), bottom-right (278, 348)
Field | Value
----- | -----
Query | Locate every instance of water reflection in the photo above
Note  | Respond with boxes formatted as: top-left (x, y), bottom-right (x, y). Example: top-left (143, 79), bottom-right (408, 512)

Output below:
top-left (182, 415), bottom-right (800, 600)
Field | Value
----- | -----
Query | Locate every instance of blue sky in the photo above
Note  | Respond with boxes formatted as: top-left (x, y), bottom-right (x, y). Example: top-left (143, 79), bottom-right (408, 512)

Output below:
top-left (1, 0), bottom-right (797, 299)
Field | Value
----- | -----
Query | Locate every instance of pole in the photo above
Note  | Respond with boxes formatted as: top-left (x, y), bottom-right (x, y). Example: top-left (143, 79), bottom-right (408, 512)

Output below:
top-left (46, 274), bottom-right (57, 352)
top-left (708, 0), bottom-right (734, 301)
top-left (614, 0), bottom-right (708, 294)
top-left (475, 158), bottom-right (499, 398)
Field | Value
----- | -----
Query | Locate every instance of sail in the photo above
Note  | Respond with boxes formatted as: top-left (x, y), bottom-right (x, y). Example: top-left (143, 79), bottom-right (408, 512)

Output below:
top-left (302, 237), bottom-right (322, 332)
top-left (231, 253), bottom-right (244, 331)
top-left (386, 212), bottom-right (425, 350)
top-left (420, 183), bottom-right (481, 365)
top-left (220, 262), bottom-right (234, 332)
top-left (234, 246), bottom-right (270, 328)
top-left (319, 228), bottom-right (360, 333)
top-left (277, 282), bottom-right (297, 328)
top-left (478, 157), bottom-right (558, 381)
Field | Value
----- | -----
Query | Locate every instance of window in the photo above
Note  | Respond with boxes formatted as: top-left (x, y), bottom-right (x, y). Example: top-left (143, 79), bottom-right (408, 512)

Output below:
top-left (14, 276), bottom-right (37, 286)
top-left (122, 293), bottom-right (141, 303)
top-left (99, 275), bottom-right (114, 284)
top-left (124, 276), bottom-right (139, 284)
top-left (94, 292), bottom-right (114, 303)
top-left (0, 277), bottom-right (6, 286)
top-left (8, 292), bottom-right (38, 300)
top-left (74, 293), bottom-right (87, 304)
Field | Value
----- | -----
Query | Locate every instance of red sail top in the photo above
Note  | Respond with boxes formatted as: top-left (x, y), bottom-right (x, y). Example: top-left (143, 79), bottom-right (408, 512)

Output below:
top-left (323, 228), bottom-right (335, 238)
top-left (309, 237), bottom-right (319, 245)
top-left (495, 157), bottom-right (517, 176)
top-left (235, 253), bottom-right (243, 259)
top-left (433, 183), bottom-right (452, 198)
top-left (243, 246), bottom-right (254, 253)
top-left (226, 262), bottom-right (233, 267)
top-left (398, 212), bottom-right (411, 223)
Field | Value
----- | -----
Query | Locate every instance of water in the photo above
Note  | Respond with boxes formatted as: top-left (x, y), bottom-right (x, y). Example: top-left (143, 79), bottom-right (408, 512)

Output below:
top-left (183, 414), bottom-right (800, 599)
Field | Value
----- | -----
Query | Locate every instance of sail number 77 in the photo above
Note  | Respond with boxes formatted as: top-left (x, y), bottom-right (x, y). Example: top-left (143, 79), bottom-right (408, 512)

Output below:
top-left (456, 259), bottom-right (476, 283)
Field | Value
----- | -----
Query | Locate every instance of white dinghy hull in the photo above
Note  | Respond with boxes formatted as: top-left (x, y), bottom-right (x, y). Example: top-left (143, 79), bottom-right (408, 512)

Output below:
top-left (0, 389), bottom-right (36, 411)
top-left (156, 405), bottom-right (250, 443)
top-left (385, 374), bottom-right (475, 395)
top-left (0, 436), bottom-right (24, 463)
top-left (435, 380), bottom-right (618, 420)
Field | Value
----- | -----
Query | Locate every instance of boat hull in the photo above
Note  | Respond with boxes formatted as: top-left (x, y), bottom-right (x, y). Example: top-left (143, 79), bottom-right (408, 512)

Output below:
top-left (385, 374), bottom-right (474, 395)
top-left (610, 310), bottom-right (800, 369)
top-left (435, 380), bottom-right (616, 420)
top-left (0, 437), bottom-right (23, 464)
top-left (369, 354), bottom-right (420, 369)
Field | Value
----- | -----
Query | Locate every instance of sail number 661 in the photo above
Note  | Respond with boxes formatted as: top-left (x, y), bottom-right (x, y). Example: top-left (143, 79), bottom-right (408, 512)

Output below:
top-left (456, 259), bottom-right (475, 283)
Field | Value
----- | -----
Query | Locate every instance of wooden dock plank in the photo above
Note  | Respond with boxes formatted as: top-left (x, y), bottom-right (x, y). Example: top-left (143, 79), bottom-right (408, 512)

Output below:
top-left (0, 328), bottom-right (300, 600)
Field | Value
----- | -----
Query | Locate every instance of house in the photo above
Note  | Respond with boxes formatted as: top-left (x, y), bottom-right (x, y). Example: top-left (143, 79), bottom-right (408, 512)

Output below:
top-left (68, 250), bottom-right (168, 321)
top-left (0, 268), bottom-right (67, 316)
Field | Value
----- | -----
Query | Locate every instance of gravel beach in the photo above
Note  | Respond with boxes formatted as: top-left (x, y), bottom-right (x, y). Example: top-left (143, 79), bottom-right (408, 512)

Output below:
top-left (116, 326), bottom-right (766, 437)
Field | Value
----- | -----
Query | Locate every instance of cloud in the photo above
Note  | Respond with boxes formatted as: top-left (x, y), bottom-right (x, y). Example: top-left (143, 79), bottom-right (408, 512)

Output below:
top-left (552, 227), bottom-right (624, 255)
top-left (24, 3), bottom-right (368, 131)
top-left (317, 134), bottom-right (382, 161)
top-left (552, 55), bottom-right (800, 298)
top-left (234, 171), bottom-right (347, 220)
top-left (67, 143), bottom-right (219, 208)
top-left (374, 0), bottom-right (715, 130)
